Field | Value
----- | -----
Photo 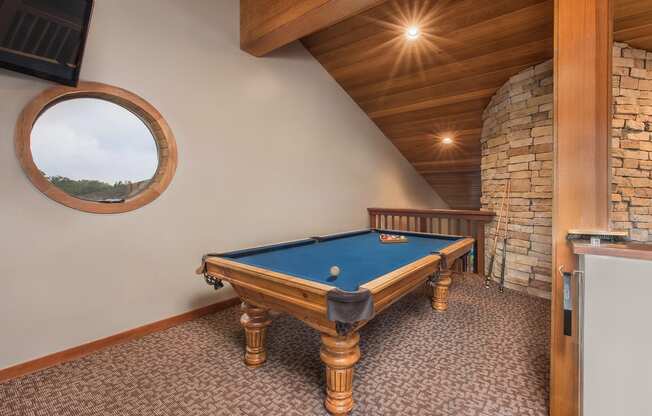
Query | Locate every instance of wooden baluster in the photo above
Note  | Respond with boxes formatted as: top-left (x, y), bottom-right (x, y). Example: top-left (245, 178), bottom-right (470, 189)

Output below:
top-left (476, 221), bottom-right (485, 275)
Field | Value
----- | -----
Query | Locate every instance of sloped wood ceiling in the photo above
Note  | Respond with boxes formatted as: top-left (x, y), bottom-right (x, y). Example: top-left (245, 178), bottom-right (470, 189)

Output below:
top-left (300, 0), bottom-right (652, 209)
top-left (615, 0), bottom-right (652, 51)
top-left (302, 0), bottom-right (554, 209)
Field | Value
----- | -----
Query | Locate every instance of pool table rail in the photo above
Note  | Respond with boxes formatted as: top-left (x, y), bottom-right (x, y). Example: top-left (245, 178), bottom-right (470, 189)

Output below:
top-left (197, 234), bottom-right (474, 336)
top-left (201, 257), bottom-right (335, 327)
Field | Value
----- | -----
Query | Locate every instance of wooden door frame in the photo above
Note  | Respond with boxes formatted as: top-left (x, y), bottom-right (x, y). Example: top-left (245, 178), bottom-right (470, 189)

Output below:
top-left (551, 0), bottom-right (613, 415)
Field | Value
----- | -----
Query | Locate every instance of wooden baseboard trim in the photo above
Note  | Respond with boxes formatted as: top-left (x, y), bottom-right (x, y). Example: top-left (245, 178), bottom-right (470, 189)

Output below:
top-left (0, 297), bottom-right (240, 383)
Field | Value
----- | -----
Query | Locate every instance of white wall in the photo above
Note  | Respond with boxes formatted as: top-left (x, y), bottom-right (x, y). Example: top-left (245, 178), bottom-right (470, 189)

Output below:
top-left (0, 0), bottom-right (445, 369)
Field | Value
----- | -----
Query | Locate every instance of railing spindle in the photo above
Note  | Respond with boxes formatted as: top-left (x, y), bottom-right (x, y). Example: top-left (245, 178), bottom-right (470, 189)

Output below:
top-left (367, 208), bottom-right (495, 274)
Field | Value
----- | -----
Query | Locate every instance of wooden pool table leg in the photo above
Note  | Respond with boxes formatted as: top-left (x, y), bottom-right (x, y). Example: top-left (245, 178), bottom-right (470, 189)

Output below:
top-left (240, 302), bottom-right (272, 368)
top-left (320, 332), bottom-right (361, 416)
top-left (432, 269), bottom-right (453, 312)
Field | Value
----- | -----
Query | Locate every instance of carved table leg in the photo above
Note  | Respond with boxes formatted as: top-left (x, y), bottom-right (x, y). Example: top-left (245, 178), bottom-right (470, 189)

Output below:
top-left (432, 269), bottom-right (453, 312)
top-left (240, 302), bottom-right (271, 368)
top-left (320, 332), bottom-right (361, 416)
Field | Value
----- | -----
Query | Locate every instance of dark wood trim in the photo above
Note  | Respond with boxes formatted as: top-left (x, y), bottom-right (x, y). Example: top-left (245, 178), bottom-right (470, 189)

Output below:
top-left (367, 208), bottom-right (494, 274)
top-left (367, 207), bottom-right (495, 221)
top-left (15, 81), bottom-right (178, 214)
top-left (572, 242), bottom-right (652, 261)
top-left (551, 0), bottom-right (612, 414)
top-left (0, 297), bottom-right (240, 383)
top-left (240, 0), bottom-right (387, 57)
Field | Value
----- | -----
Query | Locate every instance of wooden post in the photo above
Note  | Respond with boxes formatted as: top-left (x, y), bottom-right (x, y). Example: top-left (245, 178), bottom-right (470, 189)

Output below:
top-left (552, 0), bottom-right (612, 415)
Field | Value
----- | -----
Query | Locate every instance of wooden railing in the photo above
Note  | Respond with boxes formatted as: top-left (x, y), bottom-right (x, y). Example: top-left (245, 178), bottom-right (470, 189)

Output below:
top-left (368, 208), bottom-right (495, 274)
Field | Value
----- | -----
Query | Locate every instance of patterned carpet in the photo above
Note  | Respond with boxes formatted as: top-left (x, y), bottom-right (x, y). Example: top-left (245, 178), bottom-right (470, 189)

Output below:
top-left (0, 274), bottom-right (550, 416)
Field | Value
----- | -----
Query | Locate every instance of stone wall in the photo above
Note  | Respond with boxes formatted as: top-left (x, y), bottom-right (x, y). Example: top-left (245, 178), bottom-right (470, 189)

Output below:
top-left (480, 42), bottom-right (652, 299)
top-left (611, 42), bottom-right (652, 242)
top-left (480, 60), bottom-right (554, 299)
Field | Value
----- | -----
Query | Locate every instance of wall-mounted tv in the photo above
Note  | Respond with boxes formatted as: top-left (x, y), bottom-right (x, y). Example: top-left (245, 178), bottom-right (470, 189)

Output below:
top-left (0, 0), bottom-right (94, 86)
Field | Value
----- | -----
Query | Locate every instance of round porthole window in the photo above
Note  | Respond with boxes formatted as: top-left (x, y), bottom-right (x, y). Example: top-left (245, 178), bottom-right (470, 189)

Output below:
top-left (15, 82), bottom-right (177, 214)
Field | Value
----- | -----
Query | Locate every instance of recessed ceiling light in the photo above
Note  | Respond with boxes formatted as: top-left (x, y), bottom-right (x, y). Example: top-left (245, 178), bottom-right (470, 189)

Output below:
top-left (442, 137), bottom-right (453, 144)
top-left (406, 26), bottom-right (420, 40)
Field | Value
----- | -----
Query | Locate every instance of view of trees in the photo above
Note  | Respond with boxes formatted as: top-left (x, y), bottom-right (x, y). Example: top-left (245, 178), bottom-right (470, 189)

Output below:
top-left (47, 175), bottom-right (136, 201)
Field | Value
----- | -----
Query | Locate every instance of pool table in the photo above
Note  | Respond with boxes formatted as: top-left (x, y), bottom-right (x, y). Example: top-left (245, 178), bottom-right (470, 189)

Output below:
top-left (197, 229), bottom-right (474, 415)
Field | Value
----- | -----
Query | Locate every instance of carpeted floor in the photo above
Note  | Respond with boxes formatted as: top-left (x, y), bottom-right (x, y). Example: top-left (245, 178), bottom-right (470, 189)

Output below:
top-left (0, 274), bottom-right (550, 416)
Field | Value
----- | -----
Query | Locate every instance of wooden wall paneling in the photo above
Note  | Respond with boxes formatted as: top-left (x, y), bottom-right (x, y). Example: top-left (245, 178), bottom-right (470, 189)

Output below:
top-left (552, 0), bottom-right (612, 415)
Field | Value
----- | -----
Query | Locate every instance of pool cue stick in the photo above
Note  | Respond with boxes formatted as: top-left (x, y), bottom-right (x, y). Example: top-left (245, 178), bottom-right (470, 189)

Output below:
top-left (484, 179), bottom-right (510, 288)
top-left (498, 180), bottom-right (512, 293)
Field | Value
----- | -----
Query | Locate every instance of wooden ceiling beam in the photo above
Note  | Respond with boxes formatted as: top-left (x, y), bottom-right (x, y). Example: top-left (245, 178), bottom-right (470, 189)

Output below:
top-left (240, 0), bottom-right (387, 57)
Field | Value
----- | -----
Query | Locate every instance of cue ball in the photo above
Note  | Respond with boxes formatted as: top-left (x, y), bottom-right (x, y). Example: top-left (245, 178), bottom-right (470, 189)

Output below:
top-left (330, 266), bottom-right (340, 278)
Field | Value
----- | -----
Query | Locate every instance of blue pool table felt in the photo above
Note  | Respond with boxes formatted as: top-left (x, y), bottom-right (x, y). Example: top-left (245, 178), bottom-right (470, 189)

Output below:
top-left (223, 231), bottom-right (462, 292)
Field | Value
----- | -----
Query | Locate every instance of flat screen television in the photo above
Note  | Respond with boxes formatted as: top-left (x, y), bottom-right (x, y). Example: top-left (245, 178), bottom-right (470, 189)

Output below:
top-left (0, 0), bottom-right (94, 86)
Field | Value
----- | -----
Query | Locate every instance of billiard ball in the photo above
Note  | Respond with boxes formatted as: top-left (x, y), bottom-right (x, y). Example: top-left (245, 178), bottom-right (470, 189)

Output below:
top-left (330, 266), bottom-right (340, 278)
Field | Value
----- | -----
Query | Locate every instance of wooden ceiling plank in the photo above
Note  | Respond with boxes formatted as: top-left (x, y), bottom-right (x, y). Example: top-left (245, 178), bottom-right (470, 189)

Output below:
top-left (391, 128), bottom-right (482, 142)
top-left (313, 1), bottom-right (552, 73)
top-left (374, 98), bottom-right (489, 128)
top-left (329, 24), bottom-right (552, 87)
top-left (380, 116), bottom-right (484, 138)
top-left (347, 37), bottom-right (552, 101)
top-left (306, 0), bottom-right (547, 60)
top-left (362, 63), bottom-right (535, 116)
top-left (369, 88), bottom-right (497, 119)
top-left (613, 0), bottom-right (652, 20)
top-left (240, 0), bottom-right (387, 56)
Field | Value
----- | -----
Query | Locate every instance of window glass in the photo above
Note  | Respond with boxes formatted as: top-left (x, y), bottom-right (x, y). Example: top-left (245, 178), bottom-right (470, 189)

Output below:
top-left (31, 98), bottom-right (159, 203)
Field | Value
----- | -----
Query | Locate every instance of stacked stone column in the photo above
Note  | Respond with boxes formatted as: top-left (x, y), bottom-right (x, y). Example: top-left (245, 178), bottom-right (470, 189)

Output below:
top-left (611, 42), bottom-right (652, 242)
top-left (480, 60), bottom-right (554, 299)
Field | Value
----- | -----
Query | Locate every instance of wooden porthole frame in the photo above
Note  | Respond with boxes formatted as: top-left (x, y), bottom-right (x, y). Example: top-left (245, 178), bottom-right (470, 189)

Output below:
top-left (15, 81), bottom-right (178, 214)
